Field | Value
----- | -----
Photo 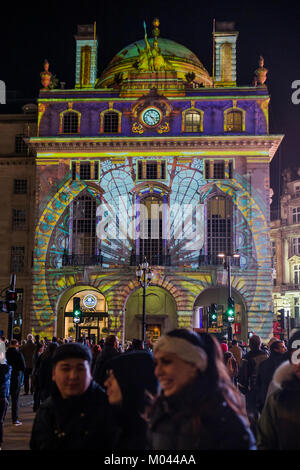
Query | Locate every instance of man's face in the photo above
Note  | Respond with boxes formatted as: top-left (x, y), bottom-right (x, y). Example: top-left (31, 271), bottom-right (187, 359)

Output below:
top-left (52, 357), bottom-right (92, 399)
top-left (274, 341), bottom-right (287, 355)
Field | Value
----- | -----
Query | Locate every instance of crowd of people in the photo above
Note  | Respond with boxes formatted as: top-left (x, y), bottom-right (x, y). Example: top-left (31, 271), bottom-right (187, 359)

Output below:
top-left (0, 328), bottom-right (299, 450)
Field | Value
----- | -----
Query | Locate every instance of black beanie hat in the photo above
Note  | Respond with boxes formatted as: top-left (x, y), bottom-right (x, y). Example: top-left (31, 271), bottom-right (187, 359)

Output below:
top-left (107, 351), bottom-right (158, 413)
top-left (52, 343), bottom-right (92, 366)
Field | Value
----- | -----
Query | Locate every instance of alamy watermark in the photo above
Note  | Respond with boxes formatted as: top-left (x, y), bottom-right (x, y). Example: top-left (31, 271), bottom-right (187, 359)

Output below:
top-left (291, 340), bottom-right (300, 365)
top-left (96, 197), bottom-right (204, 251)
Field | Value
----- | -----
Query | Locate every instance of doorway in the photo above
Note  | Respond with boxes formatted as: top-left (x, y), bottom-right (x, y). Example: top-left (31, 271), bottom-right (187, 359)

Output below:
top-left (78, 326), bottom-right (99, 344)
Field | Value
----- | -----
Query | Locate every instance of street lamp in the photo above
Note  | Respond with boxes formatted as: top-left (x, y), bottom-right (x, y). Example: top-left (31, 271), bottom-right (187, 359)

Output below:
top-left (136, 257), bottom-right (153, 344)
top-left (218, 252), bottom-right (240, 341)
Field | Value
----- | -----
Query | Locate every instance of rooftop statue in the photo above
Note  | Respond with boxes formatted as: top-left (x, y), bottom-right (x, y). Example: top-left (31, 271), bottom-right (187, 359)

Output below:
top-left (135, 20), bottom-right (173, 72)
top-left (254, 55), bottom-right (268, 86)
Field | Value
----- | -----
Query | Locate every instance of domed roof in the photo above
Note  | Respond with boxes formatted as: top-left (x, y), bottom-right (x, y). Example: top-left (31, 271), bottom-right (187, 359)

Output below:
top-left (96, 37), bottom-right (212, 88)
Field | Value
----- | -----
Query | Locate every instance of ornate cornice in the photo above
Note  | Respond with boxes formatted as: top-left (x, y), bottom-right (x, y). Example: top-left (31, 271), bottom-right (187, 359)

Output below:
top-left (27, 134), bottom-right (283, 161)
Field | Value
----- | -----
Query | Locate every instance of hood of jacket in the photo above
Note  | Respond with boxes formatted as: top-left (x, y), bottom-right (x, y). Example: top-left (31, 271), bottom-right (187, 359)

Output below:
top-left (272, 360), bottom-right (296, 389)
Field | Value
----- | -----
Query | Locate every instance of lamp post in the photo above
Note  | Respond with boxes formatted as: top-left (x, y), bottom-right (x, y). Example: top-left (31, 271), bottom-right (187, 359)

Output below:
top-left (136, 257), bottom-right (153, 344)
top-left (218, 252), bottom-right (240, 341)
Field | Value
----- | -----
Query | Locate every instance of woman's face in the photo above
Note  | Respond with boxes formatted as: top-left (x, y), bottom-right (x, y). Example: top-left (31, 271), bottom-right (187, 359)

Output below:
top-left (154, 350), bottom-right (198, 397)
top-left (104, 370), bottom-right (122, 405)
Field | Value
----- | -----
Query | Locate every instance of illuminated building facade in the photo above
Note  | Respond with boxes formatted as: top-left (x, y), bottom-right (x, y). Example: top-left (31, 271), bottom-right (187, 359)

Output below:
top-left (28, 21), bottom-right (283, 343)
top-left (271, 168), bottom-right (300, 333)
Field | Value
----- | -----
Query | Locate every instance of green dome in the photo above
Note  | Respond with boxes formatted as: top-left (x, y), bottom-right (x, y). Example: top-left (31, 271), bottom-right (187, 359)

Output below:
top-left (97, 37), bottom-right (212, 88)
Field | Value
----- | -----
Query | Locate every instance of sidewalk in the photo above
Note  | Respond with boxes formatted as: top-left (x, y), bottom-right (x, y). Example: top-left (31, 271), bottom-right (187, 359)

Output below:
top-left (1, 393), bottom-right (35, 451)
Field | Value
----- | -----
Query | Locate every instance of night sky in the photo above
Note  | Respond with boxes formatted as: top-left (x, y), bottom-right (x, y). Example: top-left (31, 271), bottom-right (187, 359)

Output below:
top-left (1, 0), bottom-right (300, 212)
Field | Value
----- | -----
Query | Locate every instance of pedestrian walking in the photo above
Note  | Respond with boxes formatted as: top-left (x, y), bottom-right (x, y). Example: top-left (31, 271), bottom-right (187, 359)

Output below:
top-left (30, 343), bottom-right (111, 450)
top-left (104, 351), bottom-right (158, 449)
top-left (20, 334), bottom-right (36, 395)
top-left (257, 330), bottom-right (300, 449)
top-left (237, 334), bottom-right (268, 435)
top-left (148, 329), bottom-right (256, 450)
top-left (255, 339), bottom-right (287, 413)
top-left (6, 339), bottom-right (26, 425)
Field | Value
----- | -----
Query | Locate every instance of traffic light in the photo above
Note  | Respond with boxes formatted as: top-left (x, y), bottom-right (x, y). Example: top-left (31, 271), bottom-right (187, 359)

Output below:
top-left (73, 297), bottom-right (82, 324)
top-left (226, 297), bottom-right (235, 323)
top-left (277, 308), bottom-right (285, 329)
top-left (209, 303), bottom-right (217, 327)
top-left (5, 290), bottom-right (18, 312)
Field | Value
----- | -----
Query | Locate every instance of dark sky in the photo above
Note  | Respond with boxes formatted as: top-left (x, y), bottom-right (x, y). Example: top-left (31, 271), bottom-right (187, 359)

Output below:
top-left (1, 0), bottom-right (300, 210)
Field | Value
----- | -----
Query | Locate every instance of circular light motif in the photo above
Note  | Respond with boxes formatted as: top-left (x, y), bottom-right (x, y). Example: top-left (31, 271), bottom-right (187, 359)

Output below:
top-left (83, 294), bottom-right (97, 309)
top-left (142, 108), bottom-right (161, 127)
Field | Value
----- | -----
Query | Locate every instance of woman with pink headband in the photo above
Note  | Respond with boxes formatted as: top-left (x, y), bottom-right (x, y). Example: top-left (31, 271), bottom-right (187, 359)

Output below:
top-left (148, 329), bottom-right (256, 450)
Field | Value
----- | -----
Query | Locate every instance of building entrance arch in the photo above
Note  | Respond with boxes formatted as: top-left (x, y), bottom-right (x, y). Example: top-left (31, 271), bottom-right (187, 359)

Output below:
top-left (193, 287), bottom-right (248, 342)
top-left (56, 285), bottom-right (108, 342)
top-left (124, 285), bottom-right (177, 343)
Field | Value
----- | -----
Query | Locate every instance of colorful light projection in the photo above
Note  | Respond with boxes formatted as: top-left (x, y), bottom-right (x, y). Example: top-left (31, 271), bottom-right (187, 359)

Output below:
top-left (32, 154), bottom-right (273, 338)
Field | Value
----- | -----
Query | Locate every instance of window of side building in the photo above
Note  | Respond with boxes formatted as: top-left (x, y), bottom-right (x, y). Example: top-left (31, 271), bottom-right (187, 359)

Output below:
top-left (12, 209), bottom-right (27, 230)
top-left (292, 207), bottom-right (300, 224)
top-left (11, 247), bottom-right (25, 273)
top-left (13, 179), bottom-right (27, 194)
top-left (292, 238), bottom-right (300, 255)
top-left (15, 134), bottom-right (27, 154)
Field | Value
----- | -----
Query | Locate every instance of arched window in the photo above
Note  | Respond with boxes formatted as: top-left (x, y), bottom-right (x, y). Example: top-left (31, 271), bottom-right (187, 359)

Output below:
top-left (224, 109), bottom-right (244, 132)
top-left (206, 196), bottom-right (233, 257)
top-left (182, 109), bottom-right (203, 132)
top-left (62, 111), bottom-right (80, 134)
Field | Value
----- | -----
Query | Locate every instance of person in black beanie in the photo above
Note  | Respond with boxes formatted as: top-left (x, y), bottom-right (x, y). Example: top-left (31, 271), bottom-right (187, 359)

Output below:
top-left (104, 350), bottom-right (158, 450)
top-left (30, 343), bottom-right (111, 450)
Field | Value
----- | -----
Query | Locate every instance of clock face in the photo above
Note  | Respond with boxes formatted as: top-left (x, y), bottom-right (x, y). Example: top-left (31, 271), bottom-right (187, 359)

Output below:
top-left (141, 108), bottom-right (161, 127)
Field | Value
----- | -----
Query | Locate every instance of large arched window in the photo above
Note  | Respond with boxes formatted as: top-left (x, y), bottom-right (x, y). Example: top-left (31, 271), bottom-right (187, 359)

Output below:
top-left (206, 196), bottom-right (233, 257)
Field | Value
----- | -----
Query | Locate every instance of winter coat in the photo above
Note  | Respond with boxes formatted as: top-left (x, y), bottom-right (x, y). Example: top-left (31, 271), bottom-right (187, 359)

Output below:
top-left (30, 381), bottom-right (112, 450)
top-left (148, 378), bottom-right (256, 450)
top-left (93, 345), bottom-right (120, 387)
top-left (20, 340), bottom-right (36, 368)
top-left (6, 347), bottom-right (25, 391)
top-left (0, 364), bottom-right (11, 399)
top-left (237, 349), bottom-right (268, 412)
top-left (257, 361), bottom-right (300, 450)
top-left (255, 351), bottom-right (287, 412)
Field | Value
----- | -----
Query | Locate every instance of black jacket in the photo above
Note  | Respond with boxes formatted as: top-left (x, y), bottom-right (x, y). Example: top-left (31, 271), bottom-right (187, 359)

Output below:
top-left (149, 379), bottom-right (256, 450)
top-left (6, 347), bottom-right (25, 390)
top-left (255, 351), bottom-right (287, 412)
top-left (30, 380), bottom-right (112, 450)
